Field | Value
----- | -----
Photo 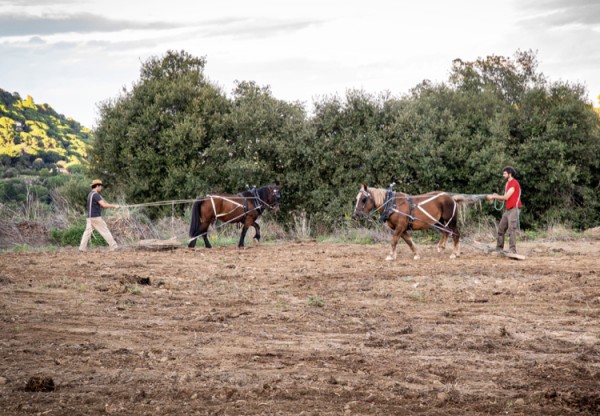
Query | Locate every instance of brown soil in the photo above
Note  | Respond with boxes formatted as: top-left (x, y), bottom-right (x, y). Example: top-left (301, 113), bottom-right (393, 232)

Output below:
top-left (1, 240), bottom-right (599, 415)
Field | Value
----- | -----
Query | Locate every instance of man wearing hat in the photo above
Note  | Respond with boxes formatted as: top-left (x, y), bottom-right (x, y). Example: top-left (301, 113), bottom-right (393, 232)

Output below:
top-left (79, 179), bottom-right (120, 251)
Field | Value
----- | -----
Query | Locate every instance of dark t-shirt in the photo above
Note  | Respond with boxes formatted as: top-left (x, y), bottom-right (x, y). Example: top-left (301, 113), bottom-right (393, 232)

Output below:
top-left (86, 191), bottom-right (104, 218)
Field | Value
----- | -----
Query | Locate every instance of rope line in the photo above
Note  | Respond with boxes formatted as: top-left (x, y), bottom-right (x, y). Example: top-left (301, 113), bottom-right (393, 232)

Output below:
top-left (120, 199), bottom-right (197, 208)
top-left (119, 195), bottom-right (268, 209)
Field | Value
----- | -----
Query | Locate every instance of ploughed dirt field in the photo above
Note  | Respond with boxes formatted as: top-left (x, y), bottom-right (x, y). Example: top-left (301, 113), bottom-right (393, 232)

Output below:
top-left (1, 239), bottom-right (600, 415)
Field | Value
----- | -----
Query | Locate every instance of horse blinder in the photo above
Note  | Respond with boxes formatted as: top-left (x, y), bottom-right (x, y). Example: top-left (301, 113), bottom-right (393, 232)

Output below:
top-left (271, 186), bottom-right (281, 211)
top-left (354, 191), bottom-right (372, 219)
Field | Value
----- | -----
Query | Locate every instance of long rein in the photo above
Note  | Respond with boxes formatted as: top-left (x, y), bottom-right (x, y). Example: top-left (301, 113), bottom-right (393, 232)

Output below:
top-left (119, 195), bottom-right (269, 209)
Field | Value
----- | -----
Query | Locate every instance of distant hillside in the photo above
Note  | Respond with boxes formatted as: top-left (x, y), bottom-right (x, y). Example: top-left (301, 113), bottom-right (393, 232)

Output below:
top-left (0, 88), bottom-right (92, 175)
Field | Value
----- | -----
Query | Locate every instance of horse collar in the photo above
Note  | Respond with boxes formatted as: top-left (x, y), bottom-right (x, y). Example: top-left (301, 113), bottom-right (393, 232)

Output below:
top-left (379, 190), bottom-right (396, 223)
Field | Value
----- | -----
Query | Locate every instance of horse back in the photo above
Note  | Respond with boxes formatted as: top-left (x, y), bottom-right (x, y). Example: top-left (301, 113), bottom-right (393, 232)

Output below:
top-left (394, 191), bottom-right (455, 227)
top-left (204, 193), bottom-right (259, 224)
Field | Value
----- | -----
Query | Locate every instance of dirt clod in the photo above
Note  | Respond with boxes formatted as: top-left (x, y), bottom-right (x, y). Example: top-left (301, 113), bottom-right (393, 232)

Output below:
top-left (24, 376), bottom-right (55, 392)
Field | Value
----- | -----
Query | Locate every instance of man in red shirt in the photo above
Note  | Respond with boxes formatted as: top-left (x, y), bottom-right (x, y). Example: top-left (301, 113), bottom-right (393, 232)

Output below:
top-left (487, 166), bottom-right (522, 254)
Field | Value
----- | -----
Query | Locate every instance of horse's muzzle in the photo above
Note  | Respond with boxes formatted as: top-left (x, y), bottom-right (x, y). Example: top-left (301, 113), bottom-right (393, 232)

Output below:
top-left (353, 211), bottom-right (366, 220)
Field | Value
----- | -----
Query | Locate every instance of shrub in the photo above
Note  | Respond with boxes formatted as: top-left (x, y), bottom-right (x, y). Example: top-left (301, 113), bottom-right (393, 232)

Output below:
top-left (66, 163), bottom-right (86, 174)
top-left (50, 223), bottom-right (107, 247)
top-left (51, 176), bottom-right (89, 213)
top-left (44, 174), bottom-right (71, 190)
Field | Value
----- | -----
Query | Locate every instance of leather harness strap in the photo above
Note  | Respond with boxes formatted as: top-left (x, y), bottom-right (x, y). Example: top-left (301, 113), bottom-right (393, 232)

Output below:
top-left (406, 194), bottom-right (415, 231)
top-left (251, 188), bottom-right (263, 214)
top-left (379, 189), bottom-right (396, 223)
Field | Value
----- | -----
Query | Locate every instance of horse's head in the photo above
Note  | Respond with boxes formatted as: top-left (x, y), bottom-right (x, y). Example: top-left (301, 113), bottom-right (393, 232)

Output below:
top-left (353, 184), bottom-right (376, 219)
top-left (266, 183), bottom-right (281, 212)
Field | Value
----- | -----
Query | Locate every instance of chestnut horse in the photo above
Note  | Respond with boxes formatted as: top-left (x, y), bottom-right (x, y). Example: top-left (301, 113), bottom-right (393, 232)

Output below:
top-left (188, 184), bottom-right (281, 249)
top-left (353, 184), bottom-right (462, 260)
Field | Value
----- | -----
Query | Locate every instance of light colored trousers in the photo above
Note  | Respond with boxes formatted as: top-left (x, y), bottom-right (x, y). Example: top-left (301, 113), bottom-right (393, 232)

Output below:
top-left (79, 217), bottom-right (118, 251)
top-left (497, 208), bottom-right (519, 253)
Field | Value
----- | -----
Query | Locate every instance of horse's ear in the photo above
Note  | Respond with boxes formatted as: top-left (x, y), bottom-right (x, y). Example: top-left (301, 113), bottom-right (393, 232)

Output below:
top-left (361, 183), bottom-right (368, 191)
top-left (274, 180), bottom-right (279, 186)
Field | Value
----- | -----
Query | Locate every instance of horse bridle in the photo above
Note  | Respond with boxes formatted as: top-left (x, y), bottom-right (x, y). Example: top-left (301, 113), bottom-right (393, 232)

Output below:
top-left (357, 189), bottom-right (381, 217)
top-left (253, 186), bottom-right (280, 210)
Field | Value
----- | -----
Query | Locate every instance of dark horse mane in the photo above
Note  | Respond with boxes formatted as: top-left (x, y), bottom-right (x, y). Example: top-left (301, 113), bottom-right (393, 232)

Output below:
top-left (240, 185), bottom-right (268, 198)
top-left (240, 185), bottom-right (273, 209)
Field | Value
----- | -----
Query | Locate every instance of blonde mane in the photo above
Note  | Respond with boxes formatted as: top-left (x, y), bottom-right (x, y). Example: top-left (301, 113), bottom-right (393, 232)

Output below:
top-left (366, 187), bottom-right (388, 208)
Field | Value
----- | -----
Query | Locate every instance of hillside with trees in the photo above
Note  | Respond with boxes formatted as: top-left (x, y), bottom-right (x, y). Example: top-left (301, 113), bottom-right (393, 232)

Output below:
top-left (0, 89), bottom-right (92, 177)
top-left (0, 89), bottom-right (93, 243)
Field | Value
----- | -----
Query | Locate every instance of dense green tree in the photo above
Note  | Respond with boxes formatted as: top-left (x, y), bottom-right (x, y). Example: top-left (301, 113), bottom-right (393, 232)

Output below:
top-left (283, 90), bottom-right (389, 225)
top-left (514, 83), bottom-right (600, 227)
top-left (447, 51), bottom-right (600, 228)
top-left (218, 81), bottom-right (306, 194)
top-left (449, 49), bottom-right (545, 106)
top-left (90, 50), bottom-right (230, 204)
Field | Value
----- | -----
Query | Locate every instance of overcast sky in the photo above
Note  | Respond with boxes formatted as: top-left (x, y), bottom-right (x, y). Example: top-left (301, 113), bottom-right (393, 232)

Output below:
top-left (1, 0), bottom-right (599, 128)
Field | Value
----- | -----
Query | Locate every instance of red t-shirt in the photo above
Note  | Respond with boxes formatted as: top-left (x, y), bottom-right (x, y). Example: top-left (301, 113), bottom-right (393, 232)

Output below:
top-left (505, 178), bottom-right (522, 210)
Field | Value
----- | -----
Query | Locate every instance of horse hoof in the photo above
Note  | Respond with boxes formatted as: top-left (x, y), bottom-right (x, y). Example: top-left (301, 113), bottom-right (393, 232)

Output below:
top-left (385, 256), bottom-right (394, 261)
top-left (413, 255), bottom-right (420, 260)
top-left (449, 254), bottom-right (456, 259)
top-left (437, 247), bottom-right (444, 253)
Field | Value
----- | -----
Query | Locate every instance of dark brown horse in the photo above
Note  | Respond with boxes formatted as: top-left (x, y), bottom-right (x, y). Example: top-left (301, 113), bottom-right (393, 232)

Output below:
top-left (353, 184), bottom-right (463, 260)
top-left (188, 184), bottom-right (281, 249)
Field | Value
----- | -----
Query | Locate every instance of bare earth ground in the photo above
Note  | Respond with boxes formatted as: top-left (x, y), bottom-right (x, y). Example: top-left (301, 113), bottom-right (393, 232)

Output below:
top-left (1, 239), bottom-right (599, 415)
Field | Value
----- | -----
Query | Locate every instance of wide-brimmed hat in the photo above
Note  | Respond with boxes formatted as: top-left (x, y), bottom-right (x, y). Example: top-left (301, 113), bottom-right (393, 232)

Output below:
top-left (90, 179), bottom-right (104, 187)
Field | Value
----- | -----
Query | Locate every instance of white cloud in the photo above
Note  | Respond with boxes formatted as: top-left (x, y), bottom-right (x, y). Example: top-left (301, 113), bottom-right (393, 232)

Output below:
top-left (1, 0), bottom-right (599, 128)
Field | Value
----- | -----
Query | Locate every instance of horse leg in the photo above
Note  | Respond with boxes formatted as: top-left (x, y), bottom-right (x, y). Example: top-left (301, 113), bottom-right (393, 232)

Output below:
top-left (386, 229), bottom-right (402, 261)
top-left (449, 228), bottom-right (460, 259)
top-left (252, 222), bottom-right (261, 243)
top-left (437, 232), bottom-right (449, 253)
top-left (188, 221), bottom-right (212, 248)
top-left (401, 232), bottom-right (420, 260)
top-left (201, 222), bottom-right (212, 248)
top-left (238, 225), bottom-right (250, 248)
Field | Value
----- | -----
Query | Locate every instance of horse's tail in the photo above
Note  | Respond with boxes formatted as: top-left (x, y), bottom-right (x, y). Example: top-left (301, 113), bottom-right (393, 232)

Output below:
top-left (450, 193), bottom-right (487, 205)
top-left (189, 199), bottom-right (203, 239)
top-left (449, 193), bottom-right (487, 229)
